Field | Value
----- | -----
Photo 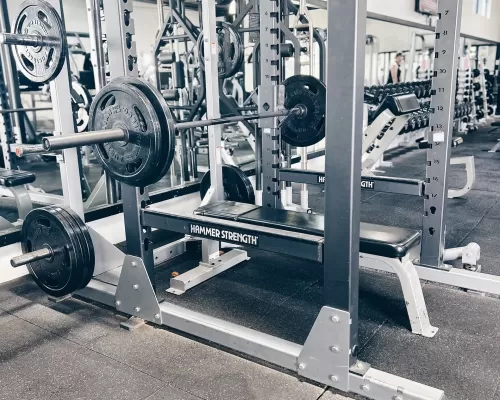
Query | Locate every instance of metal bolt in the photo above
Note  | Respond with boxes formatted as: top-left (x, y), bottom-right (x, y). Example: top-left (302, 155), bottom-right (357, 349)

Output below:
top-left (298, 363), bottom-right (305, 370)
top-left (133, 284), bottom-right (139, 290)
top-left (154, 314), bottom-right (160, 320)
top-left (329, 375), bottom-right (339, 382)
top-left (134, 307), bottom-right (141, 313)
top-left (330, 315), bottom-right (340, 323)
top-left (131, 261), bottom-right (137, 267)
top-left (330, 346), bottom-right (340, 353)
top-left (115, 300), bottom-right (121, 306)
top-left (361, 384), bottom-right (370, 392)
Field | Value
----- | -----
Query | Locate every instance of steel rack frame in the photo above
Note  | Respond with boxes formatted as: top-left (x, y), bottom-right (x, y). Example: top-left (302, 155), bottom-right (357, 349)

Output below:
top-left (67, 0), bottom-right (445, 398)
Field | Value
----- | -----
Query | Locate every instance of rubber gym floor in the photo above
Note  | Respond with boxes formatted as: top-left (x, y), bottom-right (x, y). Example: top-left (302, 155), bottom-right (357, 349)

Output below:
top-left (2, 125), bottom-right (500, 400)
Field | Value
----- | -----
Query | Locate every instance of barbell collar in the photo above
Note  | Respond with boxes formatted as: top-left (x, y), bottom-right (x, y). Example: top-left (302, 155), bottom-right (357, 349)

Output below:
top-left (11, 247), bottom-right (53, 268)
top-left (0, 33), bottom-right (60, 48)
top-left (42, 128), bottom-right (126, 151)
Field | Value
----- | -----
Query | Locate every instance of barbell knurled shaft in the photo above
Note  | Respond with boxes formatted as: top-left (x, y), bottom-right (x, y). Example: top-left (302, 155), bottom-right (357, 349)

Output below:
top-left (174, 109), bottom-right (294, 131)
top-left (11, 248), bottom-right (53, 268)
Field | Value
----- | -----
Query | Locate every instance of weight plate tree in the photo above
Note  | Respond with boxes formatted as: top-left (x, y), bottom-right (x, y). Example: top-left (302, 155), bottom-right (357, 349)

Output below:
top-left (8, 0), bottom-right (67, 83)
top-left (200, 164), bottom-right (255, 204)
top-left (12, 206), bottom-right (95, 297)
top-left (197, 22), bottom-right (244, 79)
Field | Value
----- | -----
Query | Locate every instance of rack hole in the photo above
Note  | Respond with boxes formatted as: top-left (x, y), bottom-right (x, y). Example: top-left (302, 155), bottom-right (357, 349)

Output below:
top-left (428, 227), bottom-right (435, 236)
top-left (430, 206), bottom-right (436, 214)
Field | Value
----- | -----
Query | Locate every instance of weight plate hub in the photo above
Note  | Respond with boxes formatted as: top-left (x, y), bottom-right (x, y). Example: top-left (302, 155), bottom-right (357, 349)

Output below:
top-left (13, 0), bottom-right (67, 83)
top-left (200, 165), bottom-right (255, 204)
top-left (21, 206), bottom-right (94, 297)
top-left (282, 75), bottom-right (326, 147)
top-left (198, 22), bottom-right (244, 79)
top-left (89, 80), bottom-right (167, 187)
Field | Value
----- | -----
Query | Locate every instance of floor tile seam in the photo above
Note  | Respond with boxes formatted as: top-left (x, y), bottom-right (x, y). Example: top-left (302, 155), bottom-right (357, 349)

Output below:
top-left (259, 279), bottom-right (323, 320)
top-left (456, 199), bottom-right (500, 247)
top-left (141, 383), bottom-right (210, 400)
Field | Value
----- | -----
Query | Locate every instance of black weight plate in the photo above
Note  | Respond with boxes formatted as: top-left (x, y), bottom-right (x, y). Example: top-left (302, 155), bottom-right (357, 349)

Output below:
top-left (50, 207), bottom-right (92, 293)
top-left (71, 81), bottom-right (92, 132)
top-left (21, 206), bottom-right (86, 297)
top-left (88, 81), bottom-right (164, 187)
top-left (112, 76), bottom-right (176, 182)
top-left (198, 22), bottom-right (244, 79)
top-left (200, 165), bottom-right (255, 204)
top-left (13, 0), bottom-right (67, 83)
top-left (282, 75), bottom-right (326, 147)
top-left (56, 207), bottom-right (95, 289)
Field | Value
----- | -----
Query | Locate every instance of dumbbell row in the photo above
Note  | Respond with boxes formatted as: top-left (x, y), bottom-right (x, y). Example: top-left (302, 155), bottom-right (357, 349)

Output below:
top-left (366, 81), bottom-right (432, 104)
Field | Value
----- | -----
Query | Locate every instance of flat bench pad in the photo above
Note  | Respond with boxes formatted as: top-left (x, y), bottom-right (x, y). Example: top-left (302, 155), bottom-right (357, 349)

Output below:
top-left (196, 201), bottom-right (421, 258)
top-left (0, 169), bottom-right (36, 187)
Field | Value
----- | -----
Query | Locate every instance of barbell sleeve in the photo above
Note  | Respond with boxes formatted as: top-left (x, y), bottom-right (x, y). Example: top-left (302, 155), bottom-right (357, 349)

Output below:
top-left (11, 248), bottom-right (53, 268)
top-left (42, 128), bottom-right (126, 151)
top-left (0, 33), bottom-right (60, 48)
top-left (14, 144), bottom-right (46, 157)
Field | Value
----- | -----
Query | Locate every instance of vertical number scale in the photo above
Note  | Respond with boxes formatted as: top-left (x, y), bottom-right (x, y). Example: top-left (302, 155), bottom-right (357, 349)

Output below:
top-left (420, 0), bottom-right (463, 268)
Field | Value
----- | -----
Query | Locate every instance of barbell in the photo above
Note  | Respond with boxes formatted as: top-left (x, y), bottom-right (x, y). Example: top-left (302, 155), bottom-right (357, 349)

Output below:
top-left (37, 75), bottom-right (325, 187)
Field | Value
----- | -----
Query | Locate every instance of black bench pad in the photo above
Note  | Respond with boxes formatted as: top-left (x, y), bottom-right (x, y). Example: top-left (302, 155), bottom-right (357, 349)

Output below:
top-left (196, 201), bottom-right (421, 258)
top-left (0, 169), bottom-right (36, 187)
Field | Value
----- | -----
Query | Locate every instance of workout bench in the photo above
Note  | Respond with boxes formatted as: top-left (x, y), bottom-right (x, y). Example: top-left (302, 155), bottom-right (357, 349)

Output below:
top-left (144, 200), bottom-right (438, 338)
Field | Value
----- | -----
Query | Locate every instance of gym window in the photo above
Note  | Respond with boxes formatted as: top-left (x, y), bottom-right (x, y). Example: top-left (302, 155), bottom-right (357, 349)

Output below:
top-left (473, 0), bottom-right (491, 17)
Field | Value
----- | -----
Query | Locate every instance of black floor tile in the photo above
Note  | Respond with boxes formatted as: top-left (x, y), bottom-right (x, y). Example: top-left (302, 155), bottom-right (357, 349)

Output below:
top-left (90, 324), bottom-right (325, 400)
top-left (359, 323), bottom-right (500, 400)
top-left (0, 314), bottom-right (163, 400)
top-left (423, 283), bottom-right (500, 339)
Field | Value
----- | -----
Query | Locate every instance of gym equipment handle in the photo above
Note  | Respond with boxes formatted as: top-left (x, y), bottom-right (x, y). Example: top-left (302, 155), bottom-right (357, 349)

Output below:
top-left (11, 247), bottom-right (53, 268)
top-left (0, 33), bottom-right (60, 48)
top-left (42, 108), bottom-right (304, 151)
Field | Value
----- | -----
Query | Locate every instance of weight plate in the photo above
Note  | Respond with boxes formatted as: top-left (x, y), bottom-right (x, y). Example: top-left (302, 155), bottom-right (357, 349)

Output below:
top-left (200, 165), bottom-right (255, 204)
top-left (13, 0), bottom-right (67, 83)
top-left (281, 75), bottom-right (326, 147)
top-left (88, 81), bottom-right (164, 187)
top-left (21, 206), bottom-right (87, 297)
top-left (71, 81), bottom-right (92, 132)
top-left (112, 76), bottom-right (176, 182)
top-left (50, 207), bottom-right (92, 293)
top-left (198, 22), bottom-right (244, 79)
top-left (56, 207), bottom-right (95, 288)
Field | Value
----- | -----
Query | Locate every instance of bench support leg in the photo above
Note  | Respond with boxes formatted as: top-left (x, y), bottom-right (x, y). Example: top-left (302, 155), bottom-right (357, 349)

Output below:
top-left (167, 249), bottom-right (249, 295)
top-left (360, 253), bottom-right (438, 338)
top-left (8, 186), bottom-right (32, 220)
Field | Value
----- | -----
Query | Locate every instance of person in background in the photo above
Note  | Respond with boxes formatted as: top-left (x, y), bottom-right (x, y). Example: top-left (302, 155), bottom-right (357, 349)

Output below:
top-left (387, 52), bottom-right (404, 84)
